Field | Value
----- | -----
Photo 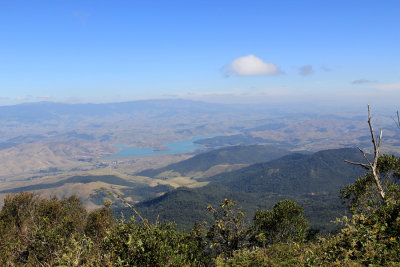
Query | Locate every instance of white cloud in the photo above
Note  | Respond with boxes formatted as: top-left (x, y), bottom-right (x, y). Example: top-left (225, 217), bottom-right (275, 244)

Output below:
top-left (73, 11), bottom-right (90, 25)
top-left (171, 87), bottom-right (295, 103)
top-left (37, 95), bottom-right (52, 99)
top-left (321, 66), bottom-right (332, 72)
top-left (298, 65), bottom-right (313, 76)
top-left (223, 55), bottom-right (282, 77)
top-left (352, 79), bottom-right (375, 85)
top-left (373, 83), bottom-right (400, 91)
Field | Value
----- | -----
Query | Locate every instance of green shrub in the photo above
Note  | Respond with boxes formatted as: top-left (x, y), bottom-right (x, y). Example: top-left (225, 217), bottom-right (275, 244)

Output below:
top-left (0, 193), bottom-right (89, 265)
top-left (101, 218), bottom-right (203, 266)
top-left (252, 199), bottom-right (310, 246)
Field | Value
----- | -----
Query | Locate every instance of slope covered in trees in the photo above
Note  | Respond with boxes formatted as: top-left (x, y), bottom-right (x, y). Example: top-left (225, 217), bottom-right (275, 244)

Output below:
top-left (126, 148), bottom-right (367, 231)
top-left (136, 144), bottom-right (291, 177)
top-left (206, 147), bottom-right (368, 195)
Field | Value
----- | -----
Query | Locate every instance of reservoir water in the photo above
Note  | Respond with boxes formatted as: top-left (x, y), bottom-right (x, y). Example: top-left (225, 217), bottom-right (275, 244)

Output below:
top-left (103, 135), bottom-right (211, 158)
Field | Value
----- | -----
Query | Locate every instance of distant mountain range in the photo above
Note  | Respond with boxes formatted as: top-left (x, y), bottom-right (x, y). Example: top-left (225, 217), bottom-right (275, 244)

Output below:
top-left (0, 100), bottom-right (233, 123)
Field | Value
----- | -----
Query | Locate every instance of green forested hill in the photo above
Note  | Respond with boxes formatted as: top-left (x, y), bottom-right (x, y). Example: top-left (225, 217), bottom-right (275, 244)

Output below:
top-left (136, 144), bottom-right (291, 177)
top-left (126, 148), bottom-right (368, 232)
top-left (130, 185), bottom-right (347, 232)
top-left (206, 148), bottom-right (367, 195)
top-left (120, 184), bottom-right (273, 230)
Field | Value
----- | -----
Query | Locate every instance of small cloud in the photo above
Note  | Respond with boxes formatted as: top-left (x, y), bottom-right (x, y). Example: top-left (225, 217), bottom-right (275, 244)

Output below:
top-left (222, 55), bottom-right (282, 77)
top-left (0, 97), bottom-right (9, 101)
top-left (298, 65), bottom-right (313, 76)
top-left (321, 66), bottom-right (332, 72)
top-left (73, 11), bottom-right (90, 25)
top-left (175, 87), bottom-right (292, 100)
top-left (373, 83), bottom-right (400, 91)
top-left (352, 79), bottom-right (376, 85)
top-left (15, 97), bottom-right (27, 101)
top-left (37, 95), bottom-right (52, 99)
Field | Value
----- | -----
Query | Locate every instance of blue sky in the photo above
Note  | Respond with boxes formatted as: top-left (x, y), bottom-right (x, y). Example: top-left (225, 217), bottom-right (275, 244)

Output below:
top-left (0, 1), bottom-right (399, 106)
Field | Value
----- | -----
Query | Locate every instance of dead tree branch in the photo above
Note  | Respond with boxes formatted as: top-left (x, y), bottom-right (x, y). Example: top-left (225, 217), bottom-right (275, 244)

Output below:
top-left (346, 105), bottom-right (385, 200)
top-left (122, 200), bottom-right (151, 231)
top-left (343, 160), bottom-right (369, 170)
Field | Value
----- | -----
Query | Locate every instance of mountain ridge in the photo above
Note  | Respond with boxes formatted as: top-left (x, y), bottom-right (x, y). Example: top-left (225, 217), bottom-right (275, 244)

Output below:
top-left (128, 147), bottom-right (368, 231)
top-left (136, 144), bottom-right (291, 177)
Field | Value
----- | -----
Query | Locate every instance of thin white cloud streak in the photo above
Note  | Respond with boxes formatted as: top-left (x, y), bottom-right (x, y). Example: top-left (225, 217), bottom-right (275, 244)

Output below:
top-left (223, 55), bottom-right (282, 77)
top-left (352, 79), bottom-right (375, 85)
top-left (37, 95), bottom-right (52, 99)
top-left (169, 87), bottom-right (298, 104)
top-left (373, 83), bottom-right (400, 91)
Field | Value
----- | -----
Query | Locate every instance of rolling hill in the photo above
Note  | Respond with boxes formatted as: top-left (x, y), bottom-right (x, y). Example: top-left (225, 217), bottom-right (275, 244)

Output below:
top-left (205, 147), bottom-right (367, 195)
top-left (136, 144), bottom-right (291, 177)
top-left (125, 148), bottom-right (368, 232)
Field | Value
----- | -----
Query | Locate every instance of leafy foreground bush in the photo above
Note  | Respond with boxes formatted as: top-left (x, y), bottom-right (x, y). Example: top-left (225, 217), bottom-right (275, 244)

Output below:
top-left (1, 189), bottom-right (400, 266)
top-left (0, 191), bottom-right (313, 266)
top-left (216, 199), bottom-right (400, 266)
top-left (0, 192), bottom-right (205, 266)
top-left (101, 218), bottom-right (203, 266)
top-left (0, 192), bottom-right (91, 265)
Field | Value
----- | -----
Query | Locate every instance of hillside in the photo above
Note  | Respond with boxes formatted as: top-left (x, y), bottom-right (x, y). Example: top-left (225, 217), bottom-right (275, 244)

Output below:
top-left (127, 148), bottom-right (368, 231)
top-left (131, 185), bottom-right (348, 232)
top-left (0, 144), bottom-right (292, 208)
top-left (136, 144), bottom-right (291, 177)
top-left (206, 147), bottom-right (367, 195)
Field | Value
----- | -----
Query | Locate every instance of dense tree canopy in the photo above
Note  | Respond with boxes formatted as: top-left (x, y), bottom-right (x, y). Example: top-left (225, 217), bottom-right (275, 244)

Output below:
top-left (253, 199), bottom-right (310, 245)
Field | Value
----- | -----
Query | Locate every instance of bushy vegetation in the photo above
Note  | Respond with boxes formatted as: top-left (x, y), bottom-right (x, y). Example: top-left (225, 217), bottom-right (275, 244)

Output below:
top-left (1, 169), bottom-right (400, 266)
top-left (0, 192), bottom-right (317, 266)
top-left (252, 199), bottom-right (311, 246)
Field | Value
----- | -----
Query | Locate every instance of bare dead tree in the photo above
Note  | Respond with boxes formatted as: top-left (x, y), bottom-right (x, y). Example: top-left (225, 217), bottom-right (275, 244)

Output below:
top-left (95, 189), bottom-right (152, 231)
top-left (345, 105), bottom-right (385, 200)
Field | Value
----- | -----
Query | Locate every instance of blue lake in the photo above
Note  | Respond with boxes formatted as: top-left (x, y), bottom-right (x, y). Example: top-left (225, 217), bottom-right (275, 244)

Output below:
top-left (103, 135), bottom-right (213, 158)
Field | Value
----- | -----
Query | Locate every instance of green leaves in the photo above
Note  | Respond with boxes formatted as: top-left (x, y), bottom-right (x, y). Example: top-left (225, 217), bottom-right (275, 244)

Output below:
top-left (253, 200), bottom-right (310, 245)
top-left (341, 153), bottom-right (400, 214)
top-left (102, 220), bottom-right (203, 266)
top-left (0, 193), bottom-right (90, 265)
top-left (204, 199), bottom-right (249, 257)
